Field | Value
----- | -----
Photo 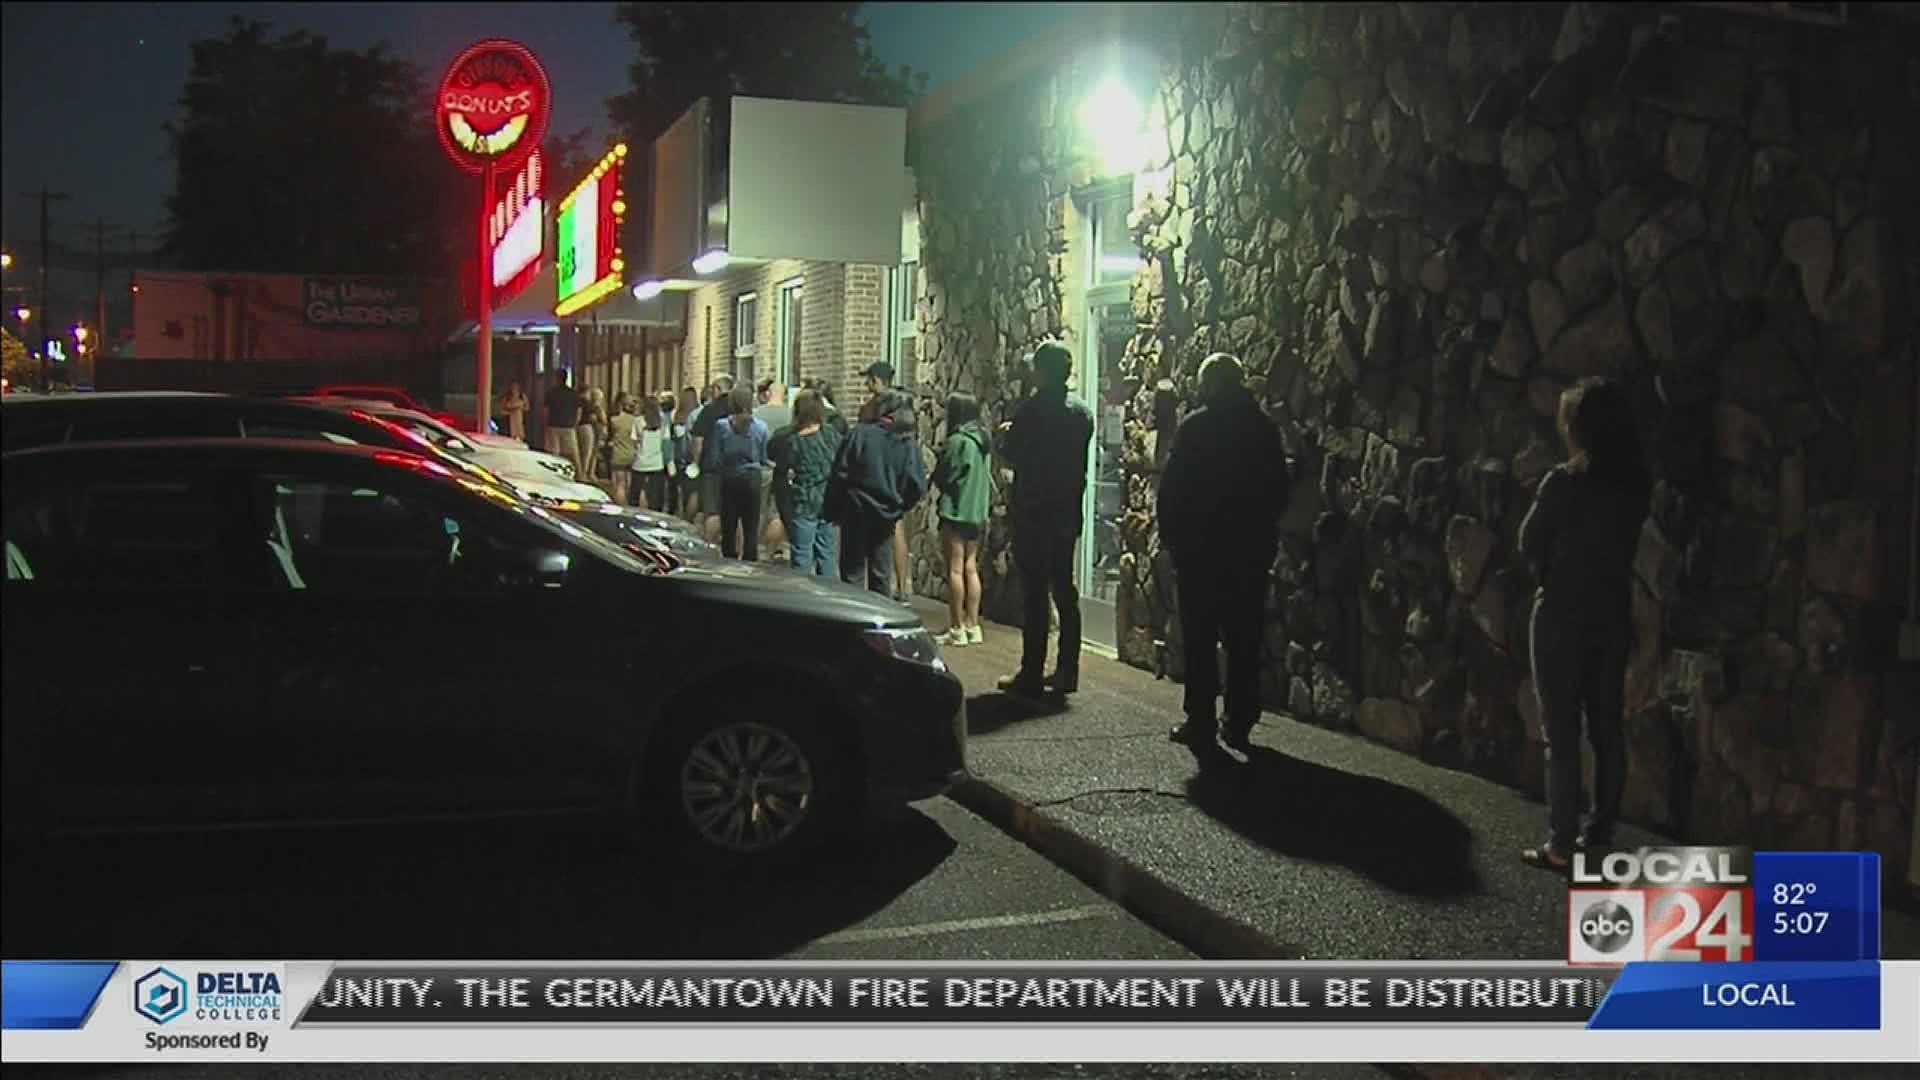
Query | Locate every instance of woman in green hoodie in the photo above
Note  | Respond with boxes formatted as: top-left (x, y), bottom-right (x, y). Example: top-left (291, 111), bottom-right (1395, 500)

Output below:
top-left (933, 391), bottom-right (992, 646)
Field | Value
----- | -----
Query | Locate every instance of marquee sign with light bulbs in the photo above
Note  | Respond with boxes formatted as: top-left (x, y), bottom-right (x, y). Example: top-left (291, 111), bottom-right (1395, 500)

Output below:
top-left (554, 142), bottom-right (629, 317)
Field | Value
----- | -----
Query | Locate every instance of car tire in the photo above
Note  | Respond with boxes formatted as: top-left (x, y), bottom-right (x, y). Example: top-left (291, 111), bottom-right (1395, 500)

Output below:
top-left (638, 705), bottom-right (856, 872)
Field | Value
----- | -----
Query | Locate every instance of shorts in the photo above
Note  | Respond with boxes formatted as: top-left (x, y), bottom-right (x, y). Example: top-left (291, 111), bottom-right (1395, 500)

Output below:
top-left (941, 519), bottom-right (983, 543)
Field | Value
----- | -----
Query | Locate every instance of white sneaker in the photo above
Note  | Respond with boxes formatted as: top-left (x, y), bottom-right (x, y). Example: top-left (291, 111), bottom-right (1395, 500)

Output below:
top-left (965, 624), bottom-right (984, 645)
top-left (935, 628), bottom-right (971, 648)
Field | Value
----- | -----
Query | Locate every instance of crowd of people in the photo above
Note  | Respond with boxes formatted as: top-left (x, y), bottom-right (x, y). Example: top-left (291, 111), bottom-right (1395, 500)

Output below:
top-left (504, 340), bottom-right (1653, 873)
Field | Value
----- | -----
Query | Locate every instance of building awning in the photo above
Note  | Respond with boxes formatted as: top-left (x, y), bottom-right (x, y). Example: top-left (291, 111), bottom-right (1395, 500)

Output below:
top-left (446, 263), bottom-right (685, 341)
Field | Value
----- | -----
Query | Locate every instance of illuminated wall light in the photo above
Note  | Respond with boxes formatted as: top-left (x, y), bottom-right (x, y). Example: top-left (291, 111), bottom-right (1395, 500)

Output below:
top-left (632, 280), bottom-right (665, 301)
top-left (1099, 255), bottom-right (1144, 274)
top-left (692, 249), bottom-right (730, 275)
top-left (1081, 77), bottom-right (1148, 176)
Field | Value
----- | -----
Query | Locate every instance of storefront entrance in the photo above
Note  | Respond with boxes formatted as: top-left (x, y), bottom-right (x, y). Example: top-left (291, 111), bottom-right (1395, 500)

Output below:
top-left (1077, 293), bottom-right (1131, 653)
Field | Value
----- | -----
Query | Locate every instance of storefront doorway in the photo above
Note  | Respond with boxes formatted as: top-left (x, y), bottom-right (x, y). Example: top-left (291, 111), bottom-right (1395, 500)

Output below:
top-left (1077, 189), bottom-right (1138, 653)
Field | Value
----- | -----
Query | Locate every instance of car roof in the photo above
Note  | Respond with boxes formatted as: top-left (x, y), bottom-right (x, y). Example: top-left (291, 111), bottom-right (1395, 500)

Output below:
top-left (2, 390), bottom-right (220, 405)
top-left (3, 436), bottom-right (415, 465)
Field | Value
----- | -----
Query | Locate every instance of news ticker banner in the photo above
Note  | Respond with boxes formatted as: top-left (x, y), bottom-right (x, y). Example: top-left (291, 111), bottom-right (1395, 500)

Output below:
top-left (4, 962), bottom-right (1913, 1064)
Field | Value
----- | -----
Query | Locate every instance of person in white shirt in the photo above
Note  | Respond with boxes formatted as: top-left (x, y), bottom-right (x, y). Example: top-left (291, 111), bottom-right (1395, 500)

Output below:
top-left (631, 395), bottom-right (671, 510)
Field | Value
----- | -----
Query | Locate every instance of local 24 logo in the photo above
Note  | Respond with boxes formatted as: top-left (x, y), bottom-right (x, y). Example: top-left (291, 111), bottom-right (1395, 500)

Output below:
top-left (1567, 846), bottom-right (1755, 965)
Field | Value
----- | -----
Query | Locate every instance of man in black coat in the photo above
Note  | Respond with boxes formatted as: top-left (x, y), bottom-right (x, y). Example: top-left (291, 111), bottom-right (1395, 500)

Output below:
top-left (996, 342), bottom-right (1095, 698)
top-left (1157, 353), bottom-right (1289, 753)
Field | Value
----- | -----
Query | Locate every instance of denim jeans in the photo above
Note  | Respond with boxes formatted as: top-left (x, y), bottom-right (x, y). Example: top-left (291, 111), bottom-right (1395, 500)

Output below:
top-left (1530, 597), bottom-right (1630, 853)
top-left (1013, 528), bottom-right (1080, 682)
top-left (788, 513), bottom-right (838, 577)
top-left (839, 515), bottom-right (896, 596)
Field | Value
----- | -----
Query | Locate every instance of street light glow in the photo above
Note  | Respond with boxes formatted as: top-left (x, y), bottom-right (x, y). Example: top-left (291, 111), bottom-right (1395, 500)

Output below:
top-left (14, 306), bottom-right (29, 322)
top-left (1, 252), bottom-right (12, 270)
top-left (1081, 77), bottom-right (1147, 175)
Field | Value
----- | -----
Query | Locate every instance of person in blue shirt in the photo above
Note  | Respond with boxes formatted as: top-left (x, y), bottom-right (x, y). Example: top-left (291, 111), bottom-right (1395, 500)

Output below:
top-left (710, 386), bottom-right (771, 561)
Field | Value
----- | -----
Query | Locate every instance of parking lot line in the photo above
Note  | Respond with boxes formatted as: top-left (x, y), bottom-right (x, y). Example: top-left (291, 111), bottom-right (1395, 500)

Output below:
top-left (814, 904), bottom-right (1116, 946)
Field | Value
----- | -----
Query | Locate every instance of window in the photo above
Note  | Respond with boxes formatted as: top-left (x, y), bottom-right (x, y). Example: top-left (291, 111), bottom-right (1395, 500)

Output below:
top-left (69, 409), bottom-right (238, 443)
top-left (885, 262), bottom-right (919, 387)
top-left (776, 277), bottom-right (805, 387)
top-left (1090, 195), bottom-right (1140, 286)
top-left (4, 479), bottom-right (225, 589)
top-left (733, 293), bottom-right (757, 382)
top-left (259, 474), bottom-right (540, 594)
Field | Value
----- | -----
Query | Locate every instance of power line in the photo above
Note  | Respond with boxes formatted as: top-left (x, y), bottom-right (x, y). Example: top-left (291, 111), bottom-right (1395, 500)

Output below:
top-left (19, 187), bottom-right (71, 390)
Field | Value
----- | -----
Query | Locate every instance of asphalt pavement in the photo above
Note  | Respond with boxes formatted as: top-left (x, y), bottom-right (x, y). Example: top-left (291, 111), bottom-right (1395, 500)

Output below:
top-left (920, 599), bottom-right (1920, 963)
top-left (2, 798), bottom-right (1186, 963)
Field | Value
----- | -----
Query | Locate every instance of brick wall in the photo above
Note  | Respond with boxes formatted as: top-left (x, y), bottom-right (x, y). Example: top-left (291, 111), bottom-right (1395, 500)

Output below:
top-left (842, 265), bottom-right (888, 391)
top-left (682, 259), bottom-right (899, 403)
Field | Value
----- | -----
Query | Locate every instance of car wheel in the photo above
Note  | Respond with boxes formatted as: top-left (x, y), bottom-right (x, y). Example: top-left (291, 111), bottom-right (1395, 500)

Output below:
top-left (642, 708), bottom-right (853, 870)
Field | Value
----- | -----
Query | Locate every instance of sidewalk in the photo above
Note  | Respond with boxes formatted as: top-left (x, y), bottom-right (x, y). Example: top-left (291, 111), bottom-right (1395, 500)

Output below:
top-left (915, 600), bottom-right (1920, 963)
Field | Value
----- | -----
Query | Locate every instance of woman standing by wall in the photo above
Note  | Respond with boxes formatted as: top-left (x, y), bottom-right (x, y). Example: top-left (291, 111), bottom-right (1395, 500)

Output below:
top-left (933, 391), bottom-right (990, 645)
top-left (777, 389), bottom-right (843, 577)
top-left (1518, 377), bottom-right (1652, 871)
top-left (711, 386), bottom-right (771, 561)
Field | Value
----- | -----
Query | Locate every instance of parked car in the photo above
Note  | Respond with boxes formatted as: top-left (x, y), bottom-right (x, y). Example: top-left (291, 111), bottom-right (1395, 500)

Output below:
top-left (0, 391), bottom-right (609, 507)
top-left (1, 439), bottom-right (965, 866)
top-left (308, 385), bottom-right (478, 432)
top-left (554, 501), bottom-right (721, 559)
top-left (291, 397), bottom-right (588, 490)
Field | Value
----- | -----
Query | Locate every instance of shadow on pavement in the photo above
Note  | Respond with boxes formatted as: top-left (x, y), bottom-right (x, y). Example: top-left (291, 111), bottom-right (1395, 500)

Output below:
top-left (965, 691), bottom-right (1068, 736)
top-left (2, 809), bottom-right (956, 960)
top-left (1183, 745), bottom-right (1482, 899)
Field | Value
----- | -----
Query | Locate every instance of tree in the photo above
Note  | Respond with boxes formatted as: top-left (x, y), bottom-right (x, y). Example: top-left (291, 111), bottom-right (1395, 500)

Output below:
top-left (606, 3), bottom-right (925, 143)
top-left (161, 18), bottom-right (465, 277)
top-left (2, 328), bottom-right (33, 388)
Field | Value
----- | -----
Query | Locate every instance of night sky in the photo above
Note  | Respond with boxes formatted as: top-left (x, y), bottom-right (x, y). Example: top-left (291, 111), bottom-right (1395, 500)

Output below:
top-left (0, 1), bottom-right (1084, 322)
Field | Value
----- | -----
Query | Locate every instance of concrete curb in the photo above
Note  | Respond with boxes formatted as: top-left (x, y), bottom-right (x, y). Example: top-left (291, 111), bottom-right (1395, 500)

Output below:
top-left (948, 774), bottom-right (1304, 961)
top-left (952, 774), bottom-right (1504, 1080)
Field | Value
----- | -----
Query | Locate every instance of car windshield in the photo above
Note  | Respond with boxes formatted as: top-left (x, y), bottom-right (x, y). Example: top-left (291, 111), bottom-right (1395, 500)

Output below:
top-left (452, 479), bottom-right (663, 576)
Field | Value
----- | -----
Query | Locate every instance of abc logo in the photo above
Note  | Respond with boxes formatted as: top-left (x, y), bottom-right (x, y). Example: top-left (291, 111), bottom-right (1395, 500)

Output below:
top-left (1566, 889), bottom-right (1647, 965)
top-left (1578, 899), bottom-right (1637, 954)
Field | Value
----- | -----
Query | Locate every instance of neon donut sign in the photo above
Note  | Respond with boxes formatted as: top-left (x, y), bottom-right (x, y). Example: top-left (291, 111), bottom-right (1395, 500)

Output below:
top-left (435, 40), bottom-right (550, 173)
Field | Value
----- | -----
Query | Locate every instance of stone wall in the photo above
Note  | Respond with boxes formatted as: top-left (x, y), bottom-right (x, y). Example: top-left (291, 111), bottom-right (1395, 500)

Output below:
top-left (910, 57), bottom-right (1083, 618)
top-left (911, 2), bottom-right (1918, 882)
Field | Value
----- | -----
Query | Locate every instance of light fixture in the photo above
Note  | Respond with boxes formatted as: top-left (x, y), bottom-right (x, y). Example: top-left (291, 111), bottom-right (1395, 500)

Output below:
top-left (13, 306), bottom-right (28, 322)
top-left (692, 249), bottom-right (730, 275)
top-left (1099, 255), bottom-right (1144, 275)
top-left (1080, 77), bottom-right (1147, 175)
top-left (632, 280), bottom-right (665, 301)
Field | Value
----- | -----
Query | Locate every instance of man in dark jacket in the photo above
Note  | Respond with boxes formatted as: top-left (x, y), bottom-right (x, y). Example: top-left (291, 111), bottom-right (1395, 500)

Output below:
top-left (827, 390), bottom-right (928, 596)
top-left (1157, 353), bottom-right (1289, 753)
top-left (997, 342), bottom-right (1095, 698)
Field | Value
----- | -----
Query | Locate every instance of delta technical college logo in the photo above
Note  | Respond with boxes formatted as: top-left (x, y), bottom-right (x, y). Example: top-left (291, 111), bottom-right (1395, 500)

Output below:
top-left (134, 967), bottom-right (189, 1025)
top-left (436, 40), bottom-right (550, 173)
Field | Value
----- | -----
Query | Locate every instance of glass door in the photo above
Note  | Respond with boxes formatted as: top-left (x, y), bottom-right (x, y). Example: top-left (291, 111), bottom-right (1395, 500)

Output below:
top-left (1078, 295), bottom-right (1131, 652)
top-left (1077, 191), bottom-right (1139, 653)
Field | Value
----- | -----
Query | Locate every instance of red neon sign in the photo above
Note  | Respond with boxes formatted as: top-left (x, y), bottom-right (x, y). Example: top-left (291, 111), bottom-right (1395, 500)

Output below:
top-left (488, 150), bottom-right (544, 306)
top-left (435, 40), bottom-right (550, 174)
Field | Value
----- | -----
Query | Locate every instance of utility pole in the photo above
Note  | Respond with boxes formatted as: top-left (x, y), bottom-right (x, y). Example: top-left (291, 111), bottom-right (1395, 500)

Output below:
top-left (86, 218), bottom-right (122, 354)
top-left (20, 187), bottom-right (71, 390)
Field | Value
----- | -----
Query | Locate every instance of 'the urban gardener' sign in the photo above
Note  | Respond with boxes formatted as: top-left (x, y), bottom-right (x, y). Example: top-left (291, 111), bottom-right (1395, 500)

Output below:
top-left (303, 279), bottom-right (425, 330)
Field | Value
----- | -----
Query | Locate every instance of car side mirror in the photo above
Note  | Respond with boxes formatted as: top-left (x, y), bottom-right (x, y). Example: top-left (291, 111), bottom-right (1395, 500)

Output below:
top-left (503, 548), bottom-right (571, 588)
